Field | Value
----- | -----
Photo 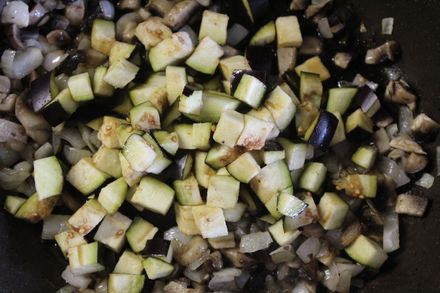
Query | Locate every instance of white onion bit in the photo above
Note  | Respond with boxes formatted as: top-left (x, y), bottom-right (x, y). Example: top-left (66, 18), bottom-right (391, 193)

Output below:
top-left (1, 1), bottom-right (30, 28)
top-left (415, 173), bottom-right (435, 189)
top-left (383, 212), bottom-right (400, 253)
top-left (382, 17), bottom-right (394, 35)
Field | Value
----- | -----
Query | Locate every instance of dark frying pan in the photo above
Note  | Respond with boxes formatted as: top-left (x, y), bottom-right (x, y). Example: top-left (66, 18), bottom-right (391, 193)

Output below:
top-left (1, 0), bottom-right (440, 292)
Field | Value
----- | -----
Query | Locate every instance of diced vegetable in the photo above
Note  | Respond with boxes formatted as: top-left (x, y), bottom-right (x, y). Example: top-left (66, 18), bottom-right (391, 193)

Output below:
top-left (66, 158), bottom-right (109, 195)
top-left (207, 175), bottom-right (240, 208)
top-left (126, 217), bottom-right (158, 253)
top-left (275, 16), bottom-right (303, 47)
top-left (98, 178), bottom-right (128, 215)
top-left (34, 156), bottom-right (63, 200)
top-left (299, 162), bottom-right (327, 193)
top-left (68, 73), bottom-right (94, 102)
top-left (318, 192), bottom-right (349, 230)
top-left (345, 235), bottom-right (388, 269)
top-left (94, 213), bottom-right (132, 252)
top-left (143, 257), bottom-right (174, 280)
top-left (68, 199), bottom-right (107, 235)
top-left (199, 10), bottom-right (229, 45)
top-left (68, 242), bottom-right (104, 275)
top-left (131, 177), bottom-right (175, 215)
top-left (192, 205), bottom-right (228, 238)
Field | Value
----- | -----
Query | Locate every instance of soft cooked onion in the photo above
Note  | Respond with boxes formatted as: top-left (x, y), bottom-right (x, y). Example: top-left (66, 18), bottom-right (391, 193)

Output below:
top-left (0, 143), bottom-right (20, 167)
top-left (0, 167), bottom-right (31, 190)
top-left (398, 106), bottom-right (413, 135)
top-left (41, 214), bottom-right (69, 240)
top-left (227, 24), bottom-right (249, 46)
top-left (322, 263), bottom-right (339, 291)
top-left (164, 226), bottom-right (192, 245)
top-left (61, 266), bottom-right (92, 290)
top-left (184, 267), bottom-right (208, 283)
top-left (43, 50), bottom-right (68, 71)
top-left (208, 268), bottom-right (242, 291)
top-left (318, 17), bottom-right (333, 39)
top-left (381, 17), bottom-right (394, 35)
top-left (63, 146), bottom-right (91, 165)
top-left (54, 127), bottom-right (86, 149)
top-left (34, 142), bottom-right (53, 159)
top-left (239, 232), bottom-right (273, 253)
top-left (99, 0), bottom-right (115, 20)
top-left (415, 173), bottom-right (435, 189)
top-left (0, 118), bottom-right (27, 144)
top-left (1, 47), bottom-right (43, 79)
top-left (296, 237), bottom-right (321, 263)
top-left (1, 1), bottom-right (29, 28)
top-left (377, 157), bottom-right (410, 187)
top-left (383, 212), bottom-right (400, 253)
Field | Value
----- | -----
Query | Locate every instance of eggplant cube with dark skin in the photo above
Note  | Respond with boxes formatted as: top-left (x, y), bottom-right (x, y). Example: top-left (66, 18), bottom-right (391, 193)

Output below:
top-left (305, 111), bottom-right (339, 150)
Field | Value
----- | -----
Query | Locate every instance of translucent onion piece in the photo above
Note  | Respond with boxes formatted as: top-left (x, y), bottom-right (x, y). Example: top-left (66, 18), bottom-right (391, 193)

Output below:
top-left (1, 47), bottom-right (43, 79)
top-left (1, 1), bottom-right (29, 28)
top-left (322, 263), bottom-right (340, 291)
top-left (318, 17), bottom-right (333, 39)
top-left (398, 106), bottom-right (413, 135)
top-left (41, 214), bottom-right (69, 240)
top-left (296, 237), bottom-right (321, 263)
top-left (415, 173), bottom-right (435, 189)
top-left (239, 232), bottom-right (273, 253)
top-left (383, 212), bottom-right (400, 253)
top-left (63, 146), bottom-right (92, 165)
top-left (0, 167), bottom-right (31, 190)
top-left (61, 266), bottom-right (92, 290)
top-left (164, 226), bottom-right (192, 245)
top-left (55, 127), bottom-right (86, 149)
top-left (377, 157), bottom-right (410, 187)
top-left (0, 118), bottom-right (27, 144)
top-left (381, 17), bottom-right (394, 35)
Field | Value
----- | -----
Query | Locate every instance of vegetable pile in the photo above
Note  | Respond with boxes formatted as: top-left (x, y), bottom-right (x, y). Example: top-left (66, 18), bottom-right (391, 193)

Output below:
top-left (0, 0), bottom-right (438, 292)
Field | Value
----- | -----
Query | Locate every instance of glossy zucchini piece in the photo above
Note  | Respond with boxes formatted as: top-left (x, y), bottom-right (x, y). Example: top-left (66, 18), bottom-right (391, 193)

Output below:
top-left (334, 174), bottom-right (377, 198)
top-left (326, 87), bottom-right (357, 115)
top-left (268, 220), bottom-right (301, 246)
top-left (175, 204), bottom-right (201, 235)
top-left (317, 192), bottom-right (349, 230)
top-left (92, 146), bottom-right (122, 178)
top-left (68, 72), bottom-right (94, 102)
top-left (91, 19), bottom-right (115, 55)
top-left (299, 162), bottom-right (327, 193)
top-left (104, 59), bottom-right (139, 89)
top-left (345, 235), bottom-right (388, 269)
top-left (250, 21), bottom-right (276, 46)
top-left (68, 242), bottom-right (105, 275)
top-left (233, 73), bottom-right (266, 108)
top-left (68, 199), bottom-right (107, 235)
top-left (352, 145), bottom-right (377, 169)
top-left (114, 250), bottom-right (144, 275)
top-left (205, 144), bottom-right (244, 169)
top-left (126, 217), bottom-right (158, 253)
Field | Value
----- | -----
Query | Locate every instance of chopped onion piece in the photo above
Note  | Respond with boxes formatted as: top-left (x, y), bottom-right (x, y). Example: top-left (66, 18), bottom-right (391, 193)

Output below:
top-left (318, 17), bottom-right (333, 39)
top-left (42, 215), bottom-right (69, 240)
top-left (381, 17), bottom-right (394, 35)
top-left (55, 127), bottom-right (86, 149)
top-left (0, 167), bottom-right (31, 190)
top-left (239, 232), bottom-right (273, 253)
top-left (377, 157), bottom-right (410, 187)
top-left (209, 268), bottom-right (242, 291)
top-left (296, 237), bottom-right (320, 263)
top-left (1, 1), bottom-right (29, 28)
top-left (1, 47), bottom-right (43, 79)
top-left (227, 24), bottom-right (249, 46)
top-left (61, 266), bottom-right (92, 290)
top-left (322, 263), bottom-right (339, 291)
top-left (164, 226), bottom-right (192, 245)
top-left (415, 173), bottom-right (435, 189)
top-left (63, 146), bottom-right (92, 165)
top-left (383, 212), bottom-right (400, 253)
top-left (398, 106), bottom-right (413, 135)
top-left (0, 118), bottom-right (27, 144)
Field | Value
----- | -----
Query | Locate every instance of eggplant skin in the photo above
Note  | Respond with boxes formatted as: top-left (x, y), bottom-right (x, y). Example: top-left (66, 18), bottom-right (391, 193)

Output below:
top-left (29, 72), bottom-right (52, 112)
top-left (308, 111), bottom-right (339, 149)
top-left (41, 101), bottom-right (70, 126)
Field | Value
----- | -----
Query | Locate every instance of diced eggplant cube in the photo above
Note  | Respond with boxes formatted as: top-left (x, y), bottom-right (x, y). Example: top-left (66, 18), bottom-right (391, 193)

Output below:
top-left (186, 37), bottom-right (224, 75)
top-left (68, 199), bottom-right (107, 235)
top-left (135, 17), bottom-right (172, 50)
top-left (94, 213), bottom-right (132, 252)
top-left (68, 242), bottom-right (104, 275)
top-left (237, 115), bottom-right (274, 150)
top-left (68, 72), bottom-right (94, 102)
top-left (130, 102), bottom-right (161, 131)
top-left (275, 16), bottom-right (303, 47)
top-left (207, 175), bottom-right (240, 208)
top-left (149, 32), bottom-right (194, 72)
top-left (192, 205), bottom-right (228, 238)
top-left (318, 192), bottom-right (349, 230)
top-left (131, 177), bottom-right (175, 215)
top-left (126, 217), bottom-right (158, 253)
top-left (122, 134), bottom-right (158, 172)
top-left (199, 10), bottom-right (229, 45)
top-left (226, 152), bottom-right (260, 183)
top-left (34, 156), bottom-right (63, 200)
top-left (66, 158), bottom-right (109, 195)
top-left (233, 74), bottom-right (266, 108)
top-left (104, 59), bottom-right (139, 89)
top-left (213, 110), bottom-right (245, 148)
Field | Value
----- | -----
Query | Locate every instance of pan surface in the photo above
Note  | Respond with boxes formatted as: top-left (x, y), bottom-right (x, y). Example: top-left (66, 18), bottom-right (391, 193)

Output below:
top-left (0, 0), bottom-right (439, 292)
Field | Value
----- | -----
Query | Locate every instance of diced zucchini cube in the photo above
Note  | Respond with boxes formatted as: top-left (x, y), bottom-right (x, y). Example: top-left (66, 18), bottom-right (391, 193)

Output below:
top-left (68, 72), bottom-right (94, 102)
top-left (175, 204), bottom-right (201, 235)
top-left (129, 74), bottom-right (168, 110)
top-left (208, 232), bottom-right (236, 249)
top-left (98, 116), bottom-right (127, 148)
top-left (135, 17), bottom-right (172, 50)
top-left (94, 213), bottom-right (132, 252)
top-left (284, 193), bottom-right (318, 230)
top-left (34, 156), bottom-right (63, 200)
top-left (186, 37), bottom-right (224, 75)
top-left (237, 115), bottom-right (274, 150)
top-left (247, 106), bottom-right (281, 140)
top-left (192, 205), bottom-right (228, 238)
top-left (299, 162), bottom-right (327, 193)
top-left (126, 217), bottom-right (158, 253)
top-left (93, 66), bottom-right (115, 97)
top-left (4, 195), bottom-right (26, 215)
top-left (129, 102), bottom-right (161, 131)
top-left (149, 32), bottom-right (194, 72)
top-left (109, 41), bottom-right (136, 65)
top-left (334, 174), bottom-right (377, 198)
top-left (275, 16), bottom-right (303, 47)
top-left (174, 124), bottom-right (195, 150)
top-left (174, 175), bottom-right (203, 206)
top-left (166, 66), bottom-right (187, 105)
top-left (68, 242), bottom-right (104, 275)
top-left (143, 257), bottom-right (174, 280)
top-left (192, 122), bottom-right (212, 150)
top-left (108, 274), bottom-right (145, 293)
top-left (205, 144), bottom-right (243, 169)
top-left (122, 134), bottom-right (158, 172)
top-left (66, 158), bottom-right (109, 195)
top-left (295, 56), bottom-right (331, 81)
top-left (199, 10), bottom-right (229, 45)
top-left (153, 131), bottom-right (179, 155)
top-left (55, 230), bottom-right (87, 257)
top-left (345, 234), bottom-right (388, 269)
top-left (226, 152), bottom-right (261, 183)
top-left (92, 146), bottom-right (122, 178)
top-left (268, 220), bottom-right (302, 246)
top-left (98, 178), bottom-right (128, 215)
top-left (91, 19), bottom-right (115, 55)
top-left (352, 145), bottom-right (377, 169)
top-left (264, 193), bottom-right (283, 219)
top-left (104, 59), bottom-right (139, 89)
top-left (318, 192), bottom-right (349, 230)
top-left (264, 86), bottom-right (296, 130)
top-left (207, 175), bottom-right (240, 208)
top-left (68, 199), bottom-right (107, 235)
top-left (114, 250), bottom-right (144, 275)
top-left (233, 74), bottom-right (266, 108)
top-left (261, 150), bottom-right (285, 165)
top-left (277, 193), bottom-right (308, 217)
top-left (213, 110), bottom-right (245, 147)
top-left (219, 55), bottom-right (251, 81)
top-left (250, 160), bottom-right (292, 204)
top-left (131, 177), bottom-right (175, 215)
top-left (346, 108), bottom-right (374, 134)
top-left (250, 20), bottom-right (276, 46)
